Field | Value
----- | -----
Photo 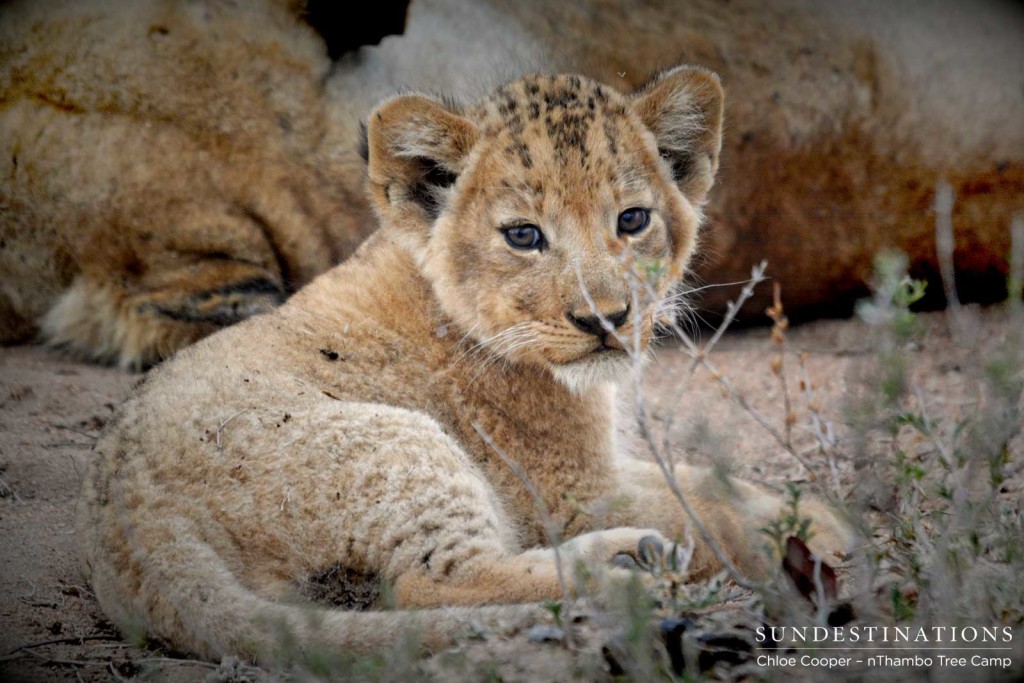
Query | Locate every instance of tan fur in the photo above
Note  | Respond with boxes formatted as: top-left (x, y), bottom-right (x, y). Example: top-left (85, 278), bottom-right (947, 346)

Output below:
top-left (78, 70), bottom-right (851, 663)
top-left (0, 0), bottom-right (375, 369)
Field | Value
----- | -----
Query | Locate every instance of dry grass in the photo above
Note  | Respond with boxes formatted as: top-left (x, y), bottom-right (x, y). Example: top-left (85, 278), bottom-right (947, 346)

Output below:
top-left (587, 182), bottom-right (1024, 681)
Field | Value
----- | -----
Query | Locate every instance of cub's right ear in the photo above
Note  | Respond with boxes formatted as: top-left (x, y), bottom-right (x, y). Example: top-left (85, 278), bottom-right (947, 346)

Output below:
top-left (366, 95), bottom-right (479, 245)
top-left (631, 66), bottom-right (724, 207)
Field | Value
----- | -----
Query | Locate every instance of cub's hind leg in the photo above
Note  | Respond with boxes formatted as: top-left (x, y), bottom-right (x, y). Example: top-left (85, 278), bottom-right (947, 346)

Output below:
top-left (79, 395), bottom-right (665, 659)
top-left (286, 403), bottom-right (664, 609)
top-left (611, 458), bottom-right (853, 578)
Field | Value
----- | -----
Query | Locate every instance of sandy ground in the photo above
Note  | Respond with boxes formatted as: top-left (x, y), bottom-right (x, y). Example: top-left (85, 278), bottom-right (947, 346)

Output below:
top-left (0, 306), bottom-right (1020, 681)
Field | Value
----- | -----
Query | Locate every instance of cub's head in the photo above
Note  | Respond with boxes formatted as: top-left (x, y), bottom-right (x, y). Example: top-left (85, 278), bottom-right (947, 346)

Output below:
top-left (365, 67), bottom-right (723, 392)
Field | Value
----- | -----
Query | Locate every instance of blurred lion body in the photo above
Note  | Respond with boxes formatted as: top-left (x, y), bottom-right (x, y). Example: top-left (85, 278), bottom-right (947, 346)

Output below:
top-left (0, 0), bottom-right (375, 368)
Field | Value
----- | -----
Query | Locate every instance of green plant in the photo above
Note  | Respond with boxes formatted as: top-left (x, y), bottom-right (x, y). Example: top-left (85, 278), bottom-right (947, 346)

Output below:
top-left (760, 483), bottom-right (814, 560)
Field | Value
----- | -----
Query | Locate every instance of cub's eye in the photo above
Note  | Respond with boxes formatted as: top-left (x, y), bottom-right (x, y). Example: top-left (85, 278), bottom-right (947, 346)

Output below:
top-left (617, 208), bottom-right (651, 236)
top-left (503, 224), bottom-right (546, 251)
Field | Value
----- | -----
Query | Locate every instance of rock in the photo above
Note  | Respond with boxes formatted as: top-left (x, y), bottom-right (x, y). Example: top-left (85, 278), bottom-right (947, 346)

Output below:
top-left (660, 617), bottom-right (695, 675)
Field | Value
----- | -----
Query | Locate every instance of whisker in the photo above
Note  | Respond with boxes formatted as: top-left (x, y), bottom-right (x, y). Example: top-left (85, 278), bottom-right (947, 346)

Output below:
top-left (449, 321), bottom-right (534, 370)
top-left (457, 322), bottom-right (541, 382)
top-left (678, 278), bottom-right (761, 295)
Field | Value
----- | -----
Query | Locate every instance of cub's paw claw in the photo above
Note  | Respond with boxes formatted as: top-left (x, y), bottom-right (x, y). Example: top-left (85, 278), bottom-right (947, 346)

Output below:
top-left (609, 534), bottom-right (687, 575)
top-left (637, 535), bottom-right (665, 569)
top-left (611, 553), bottom-right (640, 570)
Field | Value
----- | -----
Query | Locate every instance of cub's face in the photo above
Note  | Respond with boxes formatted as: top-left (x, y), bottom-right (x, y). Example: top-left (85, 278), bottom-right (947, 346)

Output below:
top-left (367, 68), bottom-right (724, 392)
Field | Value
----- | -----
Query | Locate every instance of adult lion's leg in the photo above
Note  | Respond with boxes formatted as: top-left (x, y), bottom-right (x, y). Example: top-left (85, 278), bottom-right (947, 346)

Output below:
top-left (610, 458), bottom-right (853, 578)
top-left (4, 99), bottom-right (347, 369)
top-left (42, 258), bottom-right (284, 370)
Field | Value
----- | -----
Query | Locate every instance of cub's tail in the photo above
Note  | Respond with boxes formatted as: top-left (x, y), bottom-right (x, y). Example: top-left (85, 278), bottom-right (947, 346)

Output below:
top-left (81, 524), bottom-right (542, 663)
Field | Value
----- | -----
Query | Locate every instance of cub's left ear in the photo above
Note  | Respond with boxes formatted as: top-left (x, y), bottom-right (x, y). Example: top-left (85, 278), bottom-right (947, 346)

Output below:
top-left (631, 66), bottom-right (724, 206)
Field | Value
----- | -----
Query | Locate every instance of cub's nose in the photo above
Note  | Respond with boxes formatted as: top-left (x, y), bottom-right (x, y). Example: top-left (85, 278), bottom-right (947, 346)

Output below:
top-left (566, 305), bottom-right (630, 337)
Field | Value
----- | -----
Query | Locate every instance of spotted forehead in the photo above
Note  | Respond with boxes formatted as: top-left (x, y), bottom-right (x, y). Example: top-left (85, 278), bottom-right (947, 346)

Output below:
top-left (471, 75), bottom-right (638, 172)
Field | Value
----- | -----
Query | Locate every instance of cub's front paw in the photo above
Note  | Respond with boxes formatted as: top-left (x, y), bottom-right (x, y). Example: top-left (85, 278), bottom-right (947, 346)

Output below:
top-left (559, 527), bottom-right (669, 566)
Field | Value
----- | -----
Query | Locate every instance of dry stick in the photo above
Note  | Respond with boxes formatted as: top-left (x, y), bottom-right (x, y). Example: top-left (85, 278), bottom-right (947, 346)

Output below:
top-left (624, 271), bottom-right (699, 571)
top-left (66, 453), bottom-right (82, 483)
top-left (18, 649), bottom-right (222, 672)
top-left (53, 424), bottom-right (100, 440)
top-left (624, 266), bottom-right (700, 577)
top-left (21, 597), bottom-right (59, 609)
top-left (214, 411), bottom-right (244, 452)
top-left (911, 385), bottom-right (955, 471)
top-left (572, 262), bottom-right (633, 353)
top-left (577, 256), bottom-right (758, 590)
top-left (107, 662), bottom-right (129, 682)
top-left (630, 263), bottom-right (769, 584)
top-left (652, 299), bottom-right (825, 487)
top-left (919, 181), bottom-right (978, 480)
top-left (61, 584), bottom-right (95, 600)
top-left (699, 355), bottom-right (817, 477)
top-left (637, 260), bottom-right (840, 506)
top-left (656, 261), bottom-right (768, 461)
top-left (940, 299), bottom-right (998, 510)
top-left (0, 476), bottom-right (22, 502)
top-left (797, 353), bottom-right (843, 497)
top-left (766, 282), bottom-right (794, 449)
top-left (471, 423), bottom-right (575, 647)
top-left (137, 657), bottom-right (218, 669)
top-left (1, 635), bottom-right (119, 658)
top-left (17, 648), bottom-right (111, 668)
top-left (934, 179), bottom-right (961, 338)
top-left (655, 272), bottom-right (815, 471)
top-left (702, 261), bottom-right (770, 353)
top-left (630, 402), bottom-right (757, 591)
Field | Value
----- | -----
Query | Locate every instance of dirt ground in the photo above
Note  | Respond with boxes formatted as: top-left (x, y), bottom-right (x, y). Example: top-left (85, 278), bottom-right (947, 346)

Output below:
top-left (1, 306), bottom-right (1020, 682)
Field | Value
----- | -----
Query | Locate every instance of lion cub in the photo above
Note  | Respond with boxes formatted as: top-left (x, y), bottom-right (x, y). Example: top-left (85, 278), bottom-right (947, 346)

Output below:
top-left (78, 67), bottom-right (850, 661)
